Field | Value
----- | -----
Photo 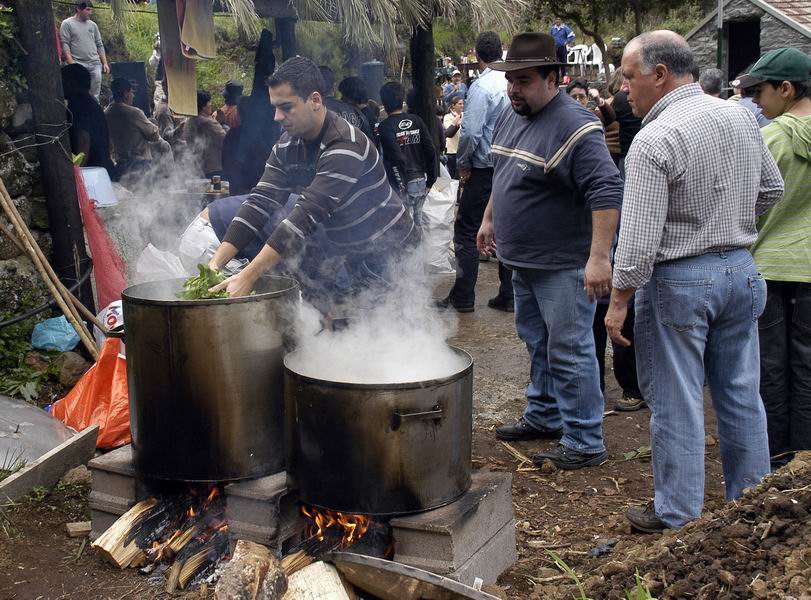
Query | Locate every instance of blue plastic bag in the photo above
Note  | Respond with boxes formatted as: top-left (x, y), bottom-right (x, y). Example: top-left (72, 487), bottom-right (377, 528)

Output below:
top-left (31, 316), bottom-right (80, 352)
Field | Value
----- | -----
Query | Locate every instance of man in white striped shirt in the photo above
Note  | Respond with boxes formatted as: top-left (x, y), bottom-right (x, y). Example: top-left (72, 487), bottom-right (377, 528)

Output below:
top-left (605, 31), bottom-right (784, 532)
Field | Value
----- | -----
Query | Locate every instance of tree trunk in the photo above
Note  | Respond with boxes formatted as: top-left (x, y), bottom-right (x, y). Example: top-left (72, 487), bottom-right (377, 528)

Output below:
top-left (275, 17), bottom-right (297, 62)
top-left (632, 1), bottom-right (643, 36)
top-left (13, 0), bottom-right (94, 312)
top-left (409, 23), bottom-right (440, 156)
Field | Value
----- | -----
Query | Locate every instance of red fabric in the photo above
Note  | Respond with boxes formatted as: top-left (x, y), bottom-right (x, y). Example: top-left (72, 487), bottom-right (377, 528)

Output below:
top-left (74, 166), bottom-right (127, 308)
top-left (55, 25), bottom-right (62, 62)
top-left (51, 338), bottom-right (131, 449)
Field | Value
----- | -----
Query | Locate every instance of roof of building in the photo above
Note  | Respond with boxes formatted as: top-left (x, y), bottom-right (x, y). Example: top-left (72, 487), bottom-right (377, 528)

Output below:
top-left (686, 0), bottom-right (811, 40)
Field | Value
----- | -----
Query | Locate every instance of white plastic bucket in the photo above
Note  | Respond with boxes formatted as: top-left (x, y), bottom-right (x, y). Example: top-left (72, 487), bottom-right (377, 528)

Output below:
top-left (80, 167), bottom-right (118, 207)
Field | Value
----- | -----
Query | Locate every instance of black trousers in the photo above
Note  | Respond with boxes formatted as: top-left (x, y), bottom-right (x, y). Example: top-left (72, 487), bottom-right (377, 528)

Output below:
top-left (592, 299), bottom-right (642, 397)
top-left (556, 45), bottom-right (568, 76)
top-left (759, 280), bottom-right (811, 462)
top-left (448, 167), bottom-right (512, 306)
top-left (446, 154), bottom-right (458, 180)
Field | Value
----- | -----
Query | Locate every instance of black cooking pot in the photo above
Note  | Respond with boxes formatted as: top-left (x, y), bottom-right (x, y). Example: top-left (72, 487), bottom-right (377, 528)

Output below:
top-left (284, 347), bottom-right (473, 515)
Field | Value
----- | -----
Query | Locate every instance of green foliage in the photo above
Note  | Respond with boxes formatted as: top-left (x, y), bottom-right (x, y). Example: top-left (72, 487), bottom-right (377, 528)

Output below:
top-left (547, 550), bottom-right (592, 600)
top-left (626, 570), bottom-right (659, 600)
top-left (178, 264), bottom-right (229, 300)
top-left (0, 10), bottom-right (26, 93)
top-left (296, 21), bottom-right (351, 83)
top-left (0, 447), bottom-right (26, 483)
top-left (86, 4), bottom-right (255, 106)
top-left (29, 486), bottom-right (47, 503)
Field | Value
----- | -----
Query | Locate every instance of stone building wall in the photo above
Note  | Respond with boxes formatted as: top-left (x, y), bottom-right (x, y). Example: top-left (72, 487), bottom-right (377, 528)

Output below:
top-left (688, 0), bottom-right (811, 77)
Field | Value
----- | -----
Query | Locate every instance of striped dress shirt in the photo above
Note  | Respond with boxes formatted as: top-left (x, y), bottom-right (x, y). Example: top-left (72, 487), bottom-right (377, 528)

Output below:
top-left (222, 110), bottom-right (414, 257)
top-left (613, 83), bottom-right (784, 290)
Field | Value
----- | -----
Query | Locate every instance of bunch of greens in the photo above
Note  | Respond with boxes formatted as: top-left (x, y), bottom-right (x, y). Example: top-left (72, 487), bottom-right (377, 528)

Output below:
top-left (177, 264), bottom-right (229, 300)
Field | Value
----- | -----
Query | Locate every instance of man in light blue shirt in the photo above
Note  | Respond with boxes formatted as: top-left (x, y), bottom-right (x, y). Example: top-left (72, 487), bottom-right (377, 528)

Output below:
top-left (437, 31), bottom-right (512, 313)
top-left (443, 69), bottom-right (468, 106)
top-left (550, 17), bottom-right (575, 76)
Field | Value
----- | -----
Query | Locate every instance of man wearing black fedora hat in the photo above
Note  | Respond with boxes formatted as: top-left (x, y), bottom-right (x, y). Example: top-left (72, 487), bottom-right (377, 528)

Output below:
top-left (481, 32), bottom-right (623, 470)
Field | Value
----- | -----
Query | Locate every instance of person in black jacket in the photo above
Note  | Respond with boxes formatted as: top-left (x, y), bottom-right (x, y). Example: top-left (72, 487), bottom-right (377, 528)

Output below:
top-left (319, 66), bottom-right (375, 143)
top-left (378, 81), bottom-right (438, 233)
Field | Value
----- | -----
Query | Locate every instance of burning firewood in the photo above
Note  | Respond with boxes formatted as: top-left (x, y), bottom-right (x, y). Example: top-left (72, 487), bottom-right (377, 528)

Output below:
top-left (91, 499), bottom-right (159, 568)
top-left (165, 528), bottom-right (230, 593)
top-left (214, 540), bottom-right (288, 600)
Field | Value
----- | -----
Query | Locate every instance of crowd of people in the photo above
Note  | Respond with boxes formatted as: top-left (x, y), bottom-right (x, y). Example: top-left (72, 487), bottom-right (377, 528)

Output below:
top-left (59, 0), bottom-right (810, 535)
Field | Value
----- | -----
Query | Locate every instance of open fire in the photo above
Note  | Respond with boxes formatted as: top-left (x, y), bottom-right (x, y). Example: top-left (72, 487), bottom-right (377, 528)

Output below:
top-left (298, 505), bottom-right (394, 559)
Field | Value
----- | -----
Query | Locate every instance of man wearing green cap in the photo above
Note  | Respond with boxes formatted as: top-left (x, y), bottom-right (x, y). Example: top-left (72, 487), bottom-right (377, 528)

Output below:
top-left (740, 48), bottom-right (811, 468)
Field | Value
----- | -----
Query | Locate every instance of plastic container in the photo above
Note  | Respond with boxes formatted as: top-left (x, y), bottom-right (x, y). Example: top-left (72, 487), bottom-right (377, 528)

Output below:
top-left (80, 167), bottom-right (118, 207)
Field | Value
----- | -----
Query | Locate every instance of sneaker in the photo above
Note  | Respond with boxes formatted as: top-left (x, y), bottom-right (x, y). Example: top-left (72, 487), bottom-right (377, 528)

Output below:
top-left (532, 444), bottom-right (608, 470)
top-left (488, 295), bottom-right (515, 313)
top-left (495, 417), bottom-right (562, 441)
top-left (434, 296), bottom-right (474, 313)
top-left (626, 501), bottom-right (667, 533)
top-left (614, 394), bottom-right (646, 412)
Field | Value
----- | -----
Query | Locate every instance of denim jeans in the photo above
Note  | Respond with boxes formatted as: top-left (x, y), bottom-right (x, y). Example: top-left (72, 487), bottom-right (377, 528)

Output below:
top-left (513, 267), bottom-right (605, 454)
top-left (405, 176), bottom-right (428, 233)
top-left (758, 281), bottom-right (811, 463)
top-left (635, 249), bottom-right (770, 528)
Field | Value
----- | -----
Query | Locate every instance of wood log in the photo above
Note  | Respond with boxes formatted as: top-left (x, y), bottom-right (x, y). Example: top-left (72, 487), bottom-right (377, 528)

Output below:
top-left (215, 540), bottom-right (288, 600)
top-left (91, 498), bottom-right (158, 568)
top-left (65, 521), bottom-right (92, 538)
top-left (281, 562), bottom-right (356, 600)
top-left (165, 560), bottom-right (182, 594)
top-left (281, 550), bottom-right (313, 577)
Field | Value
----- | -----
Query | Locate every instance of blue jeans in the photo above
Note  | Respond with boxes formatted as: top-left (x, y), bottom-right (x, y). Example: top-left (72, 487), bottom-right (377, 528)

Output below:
top-left (405, 176), bottom-right (427, 232)
top-left (514, 267), bottom-right (605, 454)
top-left (635, 249), bottom-right (770, 528)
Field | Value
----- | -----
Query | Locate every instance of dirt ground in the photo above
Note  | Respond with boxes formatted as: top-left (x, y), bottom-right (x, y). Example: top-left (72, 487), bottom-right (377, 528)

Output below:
top-left (2, 261), bottom-right (806, 600)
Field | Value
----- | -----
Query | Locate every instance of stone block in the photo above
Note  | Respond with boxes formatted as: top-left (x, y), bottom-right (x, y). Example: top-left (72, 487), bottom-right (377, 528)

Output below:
top-left (390, 471), bottom-right (513, 573)
top-left (225, 471), bottom-right (302, 551)
top-left (90, 508), bottom-right (121, 541)
top-left (450, 519), bottom-right (517, 586)
top-left (87, 445), bottom-right (137, 505)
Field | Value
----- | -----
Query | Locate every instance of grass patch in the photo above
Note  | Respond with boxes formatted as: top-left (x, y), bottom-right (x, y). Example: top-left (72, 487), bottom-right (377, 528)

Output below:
top-left (0, 446), bottom-right (26, 482)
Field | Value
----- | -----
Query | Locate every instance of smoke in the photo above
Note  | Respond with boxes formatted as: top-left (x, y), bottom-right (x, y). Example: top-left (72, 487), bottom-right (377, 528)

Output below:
top-left (285, 245), bottom-right (468, 384)
top-left (101, 139), bottom-right (212, 280)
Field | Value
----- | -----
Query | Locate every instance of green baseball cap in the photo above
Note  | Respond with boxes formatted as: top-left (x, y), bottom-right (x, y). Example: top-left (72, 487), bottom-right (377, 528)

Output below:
top-left (733, 48), bottom-right (811, 89)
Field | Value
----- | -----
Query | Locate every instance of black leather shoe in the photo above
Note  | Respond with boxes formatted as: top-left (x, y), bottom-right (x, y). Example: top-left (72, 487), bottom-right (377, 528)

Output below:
top-left (495, 418), bottom-right (562, 441)
top-left (435, 296), bottom-right (474, 313)
top-left (532, 444), bottom-right (608, 470)
top-left (626, 501), bottom-right (667, 533)
top-left (487, 295), bottom-right (515, 312)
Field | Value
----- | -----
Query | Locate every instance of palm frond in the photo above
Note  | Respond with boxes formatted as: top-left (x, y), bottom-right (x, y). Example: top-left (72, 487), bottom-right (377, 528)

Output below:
top-left (220, 0), bottom-right (263, 41)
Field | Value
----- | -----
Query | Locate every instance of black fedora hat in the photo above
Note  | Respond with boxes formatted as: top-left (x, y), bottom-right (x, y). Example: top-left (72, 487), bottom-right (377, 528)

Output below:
top-left (490, 32), bottom-right (564, 72)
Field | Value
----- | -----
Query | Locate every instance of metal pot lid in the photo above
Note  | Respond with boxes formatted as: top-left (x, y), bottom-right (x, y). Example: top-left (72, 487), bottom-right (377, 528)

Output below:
top-left (328, 552), bottom-right (502, 600)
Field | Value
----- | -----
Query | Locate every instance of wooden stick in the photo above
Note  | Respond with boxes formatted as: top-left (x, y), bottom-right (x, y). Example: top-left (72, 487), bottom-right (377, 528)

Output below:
top-left (0, 179), bottom-right (99, 360)
top-left (91, 498), bottom-right (158, 568)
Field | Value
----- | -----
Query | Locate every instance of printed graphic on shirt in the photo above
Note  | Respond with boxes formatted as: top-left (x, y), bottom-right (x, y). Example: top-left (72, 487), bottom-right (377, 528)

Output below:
top-left (395, 122), bottom-right (421, 147)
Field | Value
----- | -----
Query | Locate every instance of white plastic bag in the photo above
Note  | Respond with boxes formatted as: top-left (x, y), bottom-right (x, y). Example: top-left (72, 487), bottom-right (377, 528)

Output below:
top-left (423, 167), bottom-right (458, 274)
top-left (134, 243), bottom-right (187, 283)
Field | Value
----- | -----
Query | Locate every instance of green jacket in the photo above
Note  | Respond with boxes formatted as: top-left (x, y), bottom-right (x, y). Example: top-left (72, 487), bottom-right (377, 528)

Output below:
top-left (751, 113), bottom-right (811, 283)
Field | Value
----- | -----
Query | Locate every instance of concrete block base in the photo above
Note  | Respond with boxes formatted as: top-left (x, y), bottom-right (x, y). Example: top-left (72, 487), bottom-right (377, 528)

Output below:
top-left (390, 471), bottom-right (516, 585)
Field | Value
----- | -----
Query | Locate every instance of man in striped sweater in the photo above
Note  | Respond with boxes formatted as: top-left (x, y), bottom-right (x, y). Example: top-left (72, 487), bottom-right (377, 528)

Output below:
top-left (209, 57), bottom-right (415, 302)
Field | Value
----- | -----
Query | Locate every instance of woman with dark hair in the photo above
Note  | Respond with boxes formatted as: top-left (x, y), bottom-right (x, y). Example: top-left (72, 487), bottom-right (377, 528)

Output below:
top-left (443, 94), bottom-right (464, 179)
top-left (566, 79), bottom-right (615, 126)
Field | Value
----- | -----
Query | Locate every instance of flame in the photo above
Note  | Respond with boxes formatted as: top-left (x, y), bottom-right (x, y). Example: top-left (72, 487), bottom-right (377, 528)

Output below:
top-left (206, 487), bottom-right (220, 504)
top-left (301, 506), bottom-right (372, 546)
top-left (187, 505), bottom-right (197, 518)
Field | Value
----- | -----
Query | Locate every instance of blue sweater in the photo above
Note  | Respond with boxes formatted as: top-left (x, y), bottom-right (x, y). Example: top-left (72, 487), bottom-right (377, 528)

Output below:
top-left (491, 92), bottom-right (623, 270)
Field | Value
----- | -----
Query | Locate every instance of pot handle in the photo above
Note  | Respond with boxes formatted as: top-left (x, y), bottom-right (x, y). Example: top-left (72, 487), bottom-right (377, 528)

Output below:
top-left (392, 405), bottom-right (443, 431)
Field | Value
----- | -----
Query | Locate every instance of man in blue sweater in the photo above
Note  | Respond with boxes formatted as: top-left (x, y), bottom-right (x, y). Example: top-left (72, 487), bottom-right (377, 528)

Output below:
top-left (482, 32), bottom-right (623, 469)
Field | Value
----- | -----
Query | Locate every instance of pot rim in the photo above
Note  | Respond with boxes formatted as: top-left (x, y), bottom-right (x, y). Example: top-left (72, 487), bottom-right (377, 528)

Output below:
top-left (284, 346), bottom-right (473, 389)
top-left (122, 275), bottom-right (299, 307)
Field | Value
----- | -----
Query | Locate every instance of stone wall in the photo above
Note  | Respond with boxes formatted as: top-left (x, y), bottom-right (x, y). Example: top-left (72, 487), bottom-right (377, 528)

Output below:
top-left (688, 0), bottom-right (811, 77)
top-left (0, 74), bottom-right (53, 371)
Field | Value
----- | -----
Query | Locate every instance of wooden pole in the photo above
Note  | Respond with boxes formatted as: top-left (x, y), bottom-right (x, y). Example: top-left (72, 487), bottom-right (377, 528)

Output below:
top-left (13, 0), bottom-right (96, 314)
top-left (0, 180), bottom-right (99, 360)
